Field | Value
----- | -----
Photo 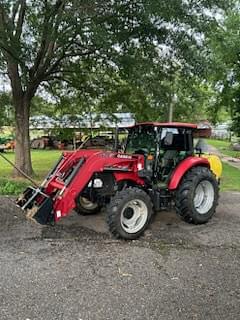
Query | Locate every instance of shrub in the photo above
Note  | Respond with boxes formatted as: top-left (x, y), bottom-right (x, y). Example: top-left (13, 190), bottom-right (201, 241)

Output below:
top-left (0, 178), bottom-right (29, 195)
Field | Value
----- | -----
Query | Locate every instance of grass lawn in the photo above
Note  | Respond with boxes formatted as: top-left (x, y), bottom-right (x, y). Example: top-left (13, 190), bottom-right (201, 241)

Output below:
top-left (0, 149), bottom-right (240, 194)
top-left (0, 150), bottom-right (61, 195)
top-left (207, 139), bottom-right (240, 158)
top-left (220, 162), bottom-right (240, 192)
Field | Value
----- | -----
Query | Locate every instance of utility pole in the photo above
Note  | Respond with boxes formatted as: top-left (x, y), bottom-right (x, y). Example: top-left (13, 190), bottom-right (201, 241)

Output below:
top-left (168, 102), bottom-right (173, 122)
top-left (168, 93), bottom-right (177, 122)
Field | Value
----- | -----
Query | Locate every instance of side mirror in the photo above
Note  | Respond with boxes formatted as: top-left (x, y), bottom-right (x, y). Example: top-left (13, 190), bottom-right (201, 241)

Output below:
top-left (164, 132), bottom-right (174, 146)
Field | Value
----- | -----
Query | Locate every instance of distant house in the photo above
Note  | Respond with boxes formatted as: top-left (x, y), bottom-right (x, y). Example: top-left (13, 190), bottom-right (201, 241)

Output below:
top-left (211, 122), bottom-right (231, 140)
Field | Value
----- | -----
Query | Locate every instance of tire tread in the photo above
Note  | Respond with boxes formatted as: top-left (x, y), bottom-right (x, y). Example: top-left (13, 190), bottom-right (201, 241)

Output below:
top-left (106, 187), bottom-right (153, 239)
top-left (175, 166), bottom-right (219, 224)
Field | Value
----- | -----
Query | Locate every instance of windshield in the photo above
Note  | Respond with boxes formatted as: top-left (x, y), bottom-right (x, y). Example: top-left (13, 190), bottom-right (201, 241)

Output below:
top-left (125, 125), bottom-right (157, 155)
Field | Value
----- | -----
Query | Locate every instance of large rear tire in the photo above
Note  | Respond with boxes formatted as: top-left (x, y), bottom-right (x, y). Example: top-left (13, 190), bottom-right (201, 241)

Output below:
top-left (75, 196), bottom-right (100, 215)
top-left (175, 166), bottom-right (219, 224)
top-left (106, 187), bottom-right (153, 240)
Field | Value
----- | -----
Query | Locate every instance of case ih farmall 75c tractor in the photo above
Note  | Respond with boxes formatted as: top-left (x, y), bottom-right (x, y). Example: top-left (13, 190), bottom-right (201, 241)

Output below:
top-left (17, 122), bottom-right (222, 240)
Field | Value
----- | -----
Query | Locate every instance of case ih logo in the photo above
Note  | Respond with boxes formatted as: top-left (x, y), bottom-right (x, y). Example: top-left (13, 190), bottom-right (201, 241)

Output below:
top-left (117, 154), bottom-right (132, 159)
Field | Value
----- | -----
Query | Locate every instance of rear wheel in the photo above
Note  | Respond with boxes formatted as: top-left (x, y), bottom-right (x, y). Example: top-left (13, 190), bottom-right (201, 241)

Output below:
top-left (175, 166), bottom-right (219, 224)
top-left (75, 196), bottom-right (100, 215)
top-left (106, 187), bottom-right (153, 240)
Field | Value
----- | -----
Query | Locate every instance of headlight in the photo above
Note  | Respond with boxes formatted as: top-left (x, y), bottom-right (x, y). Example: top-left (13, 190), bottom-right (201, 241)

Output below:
top-left (88, 178), bottom-right (103, 188)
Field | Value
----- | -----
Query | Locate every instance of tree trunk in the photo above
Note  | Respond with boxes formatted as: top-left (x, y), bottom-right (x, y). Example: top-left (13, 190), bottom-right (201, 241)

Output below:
top-left (13, 94), bottom-right (33, 177)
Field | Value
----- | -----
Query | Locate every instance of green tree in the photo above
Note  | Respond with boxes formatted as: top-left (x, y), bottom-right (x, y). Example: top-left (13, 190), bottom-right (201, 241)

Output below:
top-left (208, 6), bottom-right (240, 131)
top-left (0, 0), bottom-right (230, 175)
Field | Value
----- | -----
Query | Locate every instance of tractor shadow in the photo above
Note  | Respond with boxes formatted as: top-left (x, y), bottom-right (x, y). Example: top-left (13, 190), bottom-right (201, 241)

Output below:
top-left (40, 208), bottom-right (212, 245)
top-left (41, 210), bottom-right (110, 241)
top-left (41, 191), bottom-right (240, 248)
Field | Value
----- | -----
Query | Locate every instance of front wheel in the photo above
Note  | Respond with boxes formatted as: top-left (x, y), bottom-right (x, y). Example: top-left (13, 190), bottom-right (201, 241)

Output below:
top-left (175, 166), bottom-right (219, 224)
top-left (106, 187), bottom-right (153, 240)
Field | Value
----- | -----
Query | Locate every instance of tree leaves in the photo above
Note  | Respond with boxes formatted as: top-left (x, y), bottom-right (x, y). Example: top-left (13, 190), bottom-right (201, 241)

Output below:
top-left (0, 0), bottom-right (234, 122)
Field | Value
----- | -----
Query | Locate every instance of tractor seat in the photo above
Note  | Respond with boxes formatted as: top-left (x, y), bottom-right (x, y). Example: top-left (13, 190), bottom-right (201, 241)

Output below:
top-left (161, 150), bottom-right (179, 167)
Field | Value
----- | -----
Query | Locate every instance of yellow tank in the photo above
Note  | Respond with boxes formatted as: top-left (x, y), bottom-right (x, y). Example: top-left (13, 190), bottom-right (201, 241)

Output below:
top-left (201, 154), bottom-right (222, 179)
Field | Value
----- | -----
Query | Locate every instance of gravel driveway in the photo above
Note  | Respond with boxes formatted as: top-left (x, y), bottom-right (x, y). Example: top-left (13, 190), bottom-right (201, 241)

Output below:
top-left (0, 192), bottom-right (240, 320)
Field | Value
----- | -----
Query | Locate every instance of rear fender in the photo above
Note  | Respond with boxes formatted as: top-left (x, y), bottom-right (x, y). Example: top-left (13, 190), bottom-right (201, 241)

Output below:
top-left (168, 156), bottom-right (210, 190)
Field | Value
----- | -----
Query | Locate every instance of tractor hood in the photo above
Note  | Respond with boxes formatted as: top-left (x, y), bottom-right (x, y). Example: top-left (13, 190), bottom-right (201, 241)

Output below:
top-left (62, 149), bottom-right (145, 172)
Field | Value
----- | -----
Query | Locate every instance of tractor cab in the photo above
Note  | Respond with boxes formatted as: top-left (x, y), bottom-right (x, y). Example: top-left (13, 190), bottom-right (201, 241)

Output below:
top-left (125, 122), bottom-right (197, 184)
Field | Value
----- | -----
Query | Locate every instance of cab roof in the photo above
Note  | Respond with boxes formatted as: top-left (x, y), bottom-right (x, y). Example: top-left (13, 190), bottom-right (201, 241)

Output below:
top-left (131, 122), bottom-right (198, 129)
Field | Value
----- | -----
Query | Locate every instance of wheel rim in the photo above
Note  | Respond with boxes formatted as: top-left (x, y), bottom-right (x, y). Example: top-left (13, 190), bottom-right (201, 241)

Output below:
top-left (193, 180), bottom-right (215, 214)
top-left (79, 197), bottom-right (98, 210)
top-left (120, 199), bottom-right (148, 234)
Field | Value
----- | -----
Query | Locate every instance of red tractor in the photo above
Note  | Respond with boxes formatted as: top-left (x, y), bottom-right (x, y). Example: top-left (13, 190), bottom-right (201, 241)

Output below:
top-left (17, 122), bottom-right (222, 240)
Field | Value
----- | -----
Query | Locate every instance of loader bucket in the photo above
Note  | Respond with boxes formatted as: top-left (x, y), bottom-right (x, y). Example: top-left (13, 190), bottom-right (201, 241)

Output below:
top-left (16, 186), bottom-right (54, 225)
